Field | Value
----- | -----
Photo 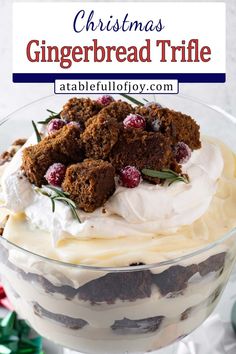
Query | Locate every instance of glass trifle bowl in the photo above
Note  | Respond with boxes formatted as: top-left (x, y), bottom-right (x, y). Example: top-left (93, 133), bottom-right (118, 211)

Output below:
top-left (0, 93), bottom-right (236, 354)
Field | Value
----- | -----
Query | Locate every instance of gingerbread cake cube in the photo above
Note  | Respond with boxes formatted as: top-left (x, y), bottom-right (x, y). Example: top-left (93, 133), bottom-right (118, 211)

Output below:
top-left (135, 106), bottom-right (201, 150)
top-left (109, 128), bottom-right (179, 184)
top-left (81, 114), bottom-right (119, 159)
top-left (22, 125), bottom-right (83, 186)
top-left (62, 159), bottom-right (115, 212)
top-left (86, 101), bottom-right (134, 126)
top-left (60, 97), bottom-right (103, 128)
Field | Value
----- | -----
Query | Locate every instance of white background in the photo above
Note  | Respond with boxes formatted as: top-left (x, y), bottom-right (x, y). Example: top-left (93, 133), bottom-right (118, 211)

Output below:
top-left (13, 2), bottom-right (225, 74)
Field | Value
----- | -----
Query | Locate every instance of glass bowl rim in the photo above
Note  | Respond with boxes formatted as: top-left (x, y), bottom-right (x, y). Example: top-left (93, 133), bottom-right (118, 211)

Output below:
top-left (0, 93), bottom-right (236, 273)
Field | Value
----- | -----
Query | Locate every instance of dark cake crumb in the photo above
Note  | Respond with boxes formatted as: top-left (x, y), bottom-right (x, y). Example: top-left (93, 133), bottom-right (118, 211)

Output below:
top-left (78, 270), bottom-right (152, 303)
top-left (62, 159), bottom-right (115, 212)
top-left (46, 125), bottom-right (84, 162)
top-left (0, 147), bottom-right (19, 165)
top-left (33, 302), bottom-right (88, 330)
top-left (12, 138), bottom-right (27, 146)
top-left (163, 108), bottom-right (201, 150)
top-left (29, 274), bottom-right (77, 300)
top-left (0, 244), bottom-right (227, 306)
top-left (111, 316), bottom-right (164, 334)
top-left (135, 106), bottom-right (201, 150)
top-left (0, 151), bottom-right (12, 166)
top-left (81, 113), bottom-right (119, 159)
top-left (98, 100), bottom-right (134, 122)
top-left (0, 138), bottom-right (26, 166)
top-left (130, 262), bottom-right (145, 266)
top-left (154, 254), bottom-right (226, 297)
top-left (198, 253), bottom-right (226, 277)
top-left (22, 125), bottom-right (83, 186)
top-left (60, 97), bottom-right (103, 127)
top-left (209, 285), bottom-right (223, 304)
top-left (153, 265), bottom-right (198, 296)
top-left (109, 128), bottom-right (179, 184)
top-left (84, 100), bottom-right (134, 127)
top-left (180, 308), bottom-right (192, 321)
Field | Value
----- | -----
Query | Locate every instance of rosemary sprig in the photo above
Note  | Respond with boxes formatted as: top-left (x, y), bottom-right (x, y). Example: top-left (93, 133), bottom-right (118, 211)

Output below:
top-left (47, 109), bottom-right (58, 115)
top-left (142, 168), bottom-right (189, 186)
top-left (35, 186), bottom-right (81, 223)
top-left (32, 121), bottom-right (42, 143)
top-left (38, 109), bottom-right (61, 124)
top-left (120, 93), bottom-right (144, 106)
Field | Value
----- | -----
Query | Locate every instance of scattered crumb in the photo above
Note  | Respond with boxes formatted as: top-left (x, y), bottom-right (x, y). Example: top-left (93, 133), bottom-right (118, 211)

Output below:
top-left (180, 308), bottom-right (191, 321)
top-left (12, 138), bottom-right (27, 146)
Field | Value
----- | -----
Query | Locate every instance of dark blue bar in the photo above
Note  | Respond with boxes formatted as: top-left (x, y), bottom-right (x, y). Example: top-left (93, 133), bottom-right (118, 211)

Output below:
top-left (12, 73), bottom-right (226, 83)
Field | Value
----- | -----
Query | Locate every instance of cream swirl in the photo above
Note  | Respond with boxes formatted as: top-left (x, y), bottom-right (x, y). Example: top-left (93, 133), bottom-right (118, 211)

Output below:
top-left (1, 137), bottom-right (223, 243)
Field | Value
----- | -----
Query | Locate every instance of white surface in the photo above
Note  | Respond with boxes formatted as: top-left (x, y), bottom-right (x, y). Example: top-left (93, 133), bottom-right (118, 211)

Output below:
top-left (0, 0), bottom-right (235, 119)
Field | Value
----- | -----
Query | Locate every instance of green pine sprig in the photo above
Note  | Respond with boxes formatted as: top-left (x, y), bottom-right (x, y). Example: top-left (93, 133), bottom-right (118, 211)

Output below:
top-left (120, 94), bottom-right (144, 106)
top-left (142, 168), bottom-right (189, 186)
top-left (38, 109), bottom-right (61, 125)
top-left (35, 186), bottom-right (81, 223)
top-left (31, 121), bottom-right (42, 143)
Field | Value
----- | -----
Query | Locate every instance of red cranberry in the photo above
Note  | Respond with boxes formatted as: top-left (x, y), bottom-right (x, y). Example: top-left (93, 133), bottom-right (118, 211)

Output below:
top-left (174, 142), bottom-right (191, 164)
top-left (119, 166), bottom-right (141, 188)
top-left (47, 119), bottom-right (66, 134)
top-left (45, 163), bottom-right (66, 186)
top-left (123, 114), bottom-right (146, 129)
top-left (97, 95), bottom-right (114, 106)
top-left (0, 286), bottom-right (6, 300)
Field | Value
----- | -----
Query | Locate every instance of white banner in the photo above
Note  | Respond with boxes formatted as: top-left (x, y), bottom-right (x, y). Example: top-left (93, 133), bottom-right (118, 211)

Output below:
top-left (12, 2), bottom-right (226, 82)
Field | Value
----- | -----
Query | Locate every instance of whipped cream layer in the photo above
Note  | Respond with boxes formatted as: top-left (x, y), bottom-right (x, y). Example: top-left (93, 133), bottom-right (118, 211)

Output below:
top-left (1, 137), bottom-right (236, 268)
top-left (1, 137), bottom-right (223, 243)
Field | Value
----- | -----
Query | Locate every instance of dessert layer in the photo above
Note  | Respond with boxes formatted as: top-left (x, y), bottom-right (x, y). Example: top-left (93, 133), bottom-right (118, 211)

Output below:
top-left (1, 268), bottom-right (226, 353)
top-left (0, 97), bottom-right (235, 354)
top-left (1, 257), bottom-right (227, 321)
top-left (1, 139), bottom-right (235, 268)
top-left (0, 237), bottom-right (228, 301)
top-left (1, 137), bottom-right (225, 244)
